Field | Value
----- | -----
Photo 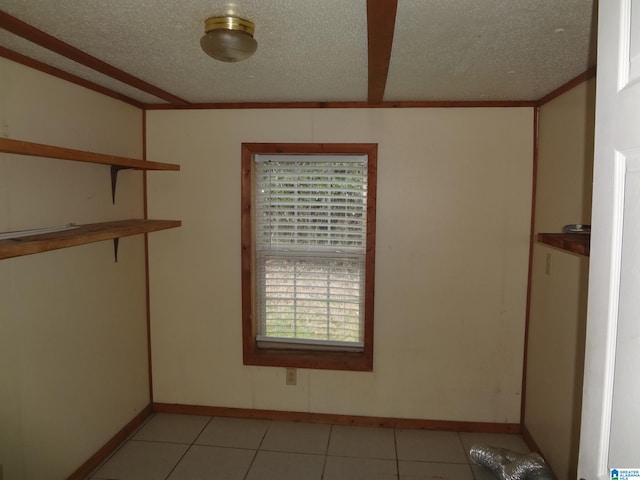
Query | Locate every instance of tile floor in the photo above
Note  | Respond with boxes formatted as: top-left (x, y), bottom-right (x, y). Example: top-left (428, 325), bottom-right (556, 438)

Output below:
top-left (87, 413), bottom-right (530, 480)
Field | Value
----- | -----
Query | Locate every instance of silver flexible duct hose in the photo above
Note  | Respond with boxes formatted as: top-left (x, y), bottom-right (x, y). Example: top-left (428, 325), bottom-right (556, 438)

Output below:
top-left (469, 443), bottom-right (554, 480)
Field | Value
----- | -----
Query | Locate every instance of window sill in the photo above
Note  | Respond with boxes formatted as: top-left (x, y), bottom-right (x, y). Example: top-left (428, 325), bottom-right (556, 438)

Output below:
top-left (243, 345), bottom-right (373, 371)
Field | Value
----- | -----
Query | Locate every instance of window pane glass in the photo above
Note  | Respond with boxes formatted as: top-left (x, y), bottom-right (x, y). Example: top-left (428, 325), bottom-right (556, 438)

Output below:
top-left (257, 255), bottom-right (364, 344)
top-left (255, 156), bottom-right (367, 346)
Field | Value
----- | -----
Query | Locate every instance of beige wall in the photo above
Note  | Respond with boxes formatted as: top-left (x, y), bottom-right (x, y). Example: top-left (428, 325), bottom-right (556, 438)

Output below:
top-left (525, 78), bottom-right (595, 479)
top-left (147, 107), bottom-right (533, 423)
top-left (0, 58), bottom-right (148, 479)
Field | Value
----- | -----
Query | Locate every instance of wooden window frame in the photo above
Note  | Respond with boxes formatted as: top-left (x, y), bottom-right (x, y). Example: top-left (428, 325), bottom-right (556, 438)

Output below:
top-left (241, 143), bottom-right (377, 371)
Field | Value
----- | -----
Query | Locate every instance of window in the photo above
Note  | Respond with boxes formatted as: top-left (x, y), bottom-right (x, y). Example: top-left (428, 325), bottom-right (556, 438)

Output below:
top-left (241, 143), bottom-right (377, 371)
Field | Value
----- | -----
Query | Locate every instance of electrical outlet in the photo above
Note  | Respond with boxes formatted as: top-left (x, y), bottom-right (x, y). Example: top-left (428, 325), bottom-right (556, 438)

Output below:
top-left (286, 368), bottom-right (297, 385)
top-left (545, 253), bottom-right (552, 275)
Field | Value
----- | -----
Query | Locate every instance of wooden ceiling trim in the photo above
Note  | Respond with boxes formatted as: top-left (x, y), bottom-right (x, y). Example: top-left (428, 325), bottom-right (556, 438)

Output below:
top-left (144, 100), bottom-right (536, 110)
top-left (366, 0), bottom-right (398, 105)
top-left (0, 10), bottom-right (190, 106)
top-left (0, 46), bottom-right (144, 109)
top-left (535, 66), bottom-right (597, 107)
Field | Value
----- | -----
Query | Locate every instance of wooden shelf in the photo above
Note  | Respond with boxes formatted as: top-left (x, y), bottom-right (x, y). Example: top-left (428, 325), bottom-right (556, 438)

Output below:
top-left (0, 219), bottom-right (181, 260)
top-left (537, 233), bottom-right (590, 256)
top-left (1, 137), bottom-right (180, 202)
top-left (0, 138), bottom-right (181, 260)
top-left (0, 137), bottom-right (180, 171)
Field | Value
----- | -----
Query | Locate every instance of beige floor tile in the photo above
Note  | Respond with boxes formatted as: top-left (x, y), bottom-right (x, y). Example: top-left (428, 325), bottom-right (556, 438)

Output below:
top-left (396, 430), bottom-right (467, 463)
top-left (245, 450), bottom-right (325, 480)
top-left (90, 440), bottom-right (188, 480)
top-left (132, 413), bottom-right (211, 444)
top-left (167, 445), bottom-right (255, 480)
top-left (399, 460), bottom-right (475, 480)
top-left (327, 425), bottom-right (396, 459)
top-left (324, 455), bottom-right (398, 480)
top-left (195, 416), bottom-right (269, 449)
top-left (260, 421), bottom-right (330, 454)
top-left (88, 417), bottom-right (531, 480)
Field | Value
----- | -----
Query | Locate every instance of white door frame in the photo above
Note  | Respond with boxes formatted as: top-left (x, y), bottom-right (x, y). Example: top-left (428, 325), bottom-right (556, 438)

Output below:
top-left (578, 0), bottom-right (639, 478)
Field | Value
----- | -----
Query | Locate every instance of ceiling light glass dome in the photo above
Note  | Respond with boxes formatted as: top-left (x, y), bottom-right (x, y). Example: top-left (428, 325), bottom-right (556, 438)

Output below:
top-left (200, 16), bottom-right (257, 63)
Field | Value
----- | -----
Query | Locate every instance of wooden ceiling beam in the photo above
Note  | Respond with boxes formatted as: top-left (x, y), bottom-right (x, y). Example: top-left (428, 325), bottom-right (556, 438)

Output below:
top-left (0, 46), bottom-right (144, 109)
top-left (0, 10), bottom-right (190, 106)
top-left (366, 0), bottom-right (398, 105)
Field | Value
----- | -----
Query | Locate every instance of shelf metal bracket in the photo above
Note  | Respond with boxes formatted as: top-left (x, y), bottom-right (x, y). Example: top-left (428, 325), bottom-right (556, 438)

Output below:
top-left (110, 166), bottom-right (132, 204)
top-left (113, 237), bottom-right (119, 262)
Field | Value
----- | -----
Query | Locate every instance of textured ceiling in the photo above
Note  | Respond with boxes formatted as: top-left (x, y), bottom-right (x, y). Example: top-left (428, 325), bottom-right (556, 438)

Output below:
top-left (386, 0), bottom-right (596, 101)
top-left (0, 0), bottom-right (596, 106)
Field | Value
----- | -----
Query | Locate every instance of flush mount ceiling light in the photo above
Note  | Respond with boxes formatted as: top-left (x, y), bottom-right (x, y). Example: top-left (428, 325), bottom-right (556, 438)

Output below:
top-left (200, 16), bottom-right (257, 62)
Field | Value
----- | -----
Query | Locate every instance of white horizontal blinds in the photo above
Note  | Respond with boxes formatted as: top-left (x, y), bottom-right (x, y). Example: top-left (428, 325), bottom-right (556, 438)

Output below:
top-left (255, 154), bottom-right (368, 348)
